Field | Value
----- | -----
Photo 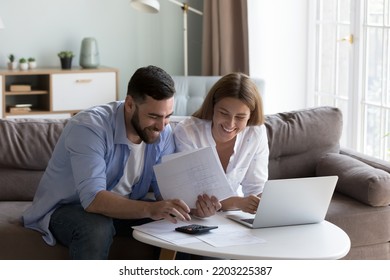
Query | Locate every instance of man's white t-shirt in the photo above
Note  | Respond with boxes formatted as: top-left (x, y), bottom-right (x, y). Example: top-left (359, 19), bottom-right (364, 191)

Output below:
top-left (112, 140), bottom-right (146, 196)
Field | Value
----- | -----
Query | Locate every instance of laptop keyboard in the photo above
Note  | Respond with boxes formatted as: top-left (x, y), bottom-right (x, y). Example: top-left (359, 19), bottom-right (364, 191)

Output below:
top-left (242, 218), bottom-right (254, 224)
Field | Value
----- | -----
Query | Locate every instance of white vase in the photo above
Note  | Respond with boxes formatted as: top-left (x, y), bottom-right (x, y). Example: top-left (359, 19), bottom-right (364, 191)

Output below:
top-left (29, 61), bottom-right (37, 69)
top-left (19, 63), bottom-right (28, 71)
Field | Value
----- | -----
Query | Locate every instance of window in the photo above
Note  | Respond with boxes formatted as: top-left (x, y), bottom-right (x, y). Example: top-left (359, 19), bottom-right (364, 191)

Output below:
top-left (363, 0), bottom-right (390, 159)
top-left (310, 0), bottom-right (390, 160)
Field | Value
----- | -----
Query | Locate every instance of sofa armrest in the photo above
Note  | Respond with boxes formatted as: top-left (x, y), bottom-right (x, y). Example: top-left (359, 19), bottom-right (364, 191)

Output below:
top-left (340, 147), bottom-right (390, 173)
top-left (316, 152), bottom-right (390, 207)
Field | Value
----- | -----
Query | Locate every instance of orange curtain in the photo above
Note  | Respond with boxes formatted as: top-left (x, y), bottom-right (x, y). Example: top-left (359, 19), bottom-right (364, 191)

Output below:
top-left (201, 0), bottom-right (249, 75)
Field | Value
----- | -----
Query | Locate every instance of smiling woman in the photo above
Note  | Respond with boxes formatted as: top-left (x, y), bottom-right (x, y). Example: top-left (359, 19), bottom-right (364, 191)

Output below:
top-left (211, 97), bottom-right (251, 148)
top-left (173, 72), bottom-right (269, 217)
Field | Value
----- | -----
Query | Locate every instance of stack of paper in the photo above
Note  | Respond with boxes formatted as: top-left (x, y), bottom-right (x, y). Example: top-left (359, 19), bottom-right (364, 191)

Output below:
top-left (153, 146), bottom-right (235, 208)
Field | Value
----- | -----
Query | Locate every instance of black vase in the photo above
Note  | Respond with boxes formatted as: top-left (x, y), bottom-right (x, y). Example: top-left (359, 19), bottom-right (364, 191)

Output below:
top-left (60, 57), bottom-right (72, 70)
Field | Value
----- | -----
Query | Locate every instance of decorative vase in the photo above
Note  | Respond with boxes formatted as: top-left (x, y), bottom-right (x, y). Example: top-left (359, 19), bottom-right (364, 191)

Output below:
top-left (7, 62), bottom-right (18, 70)
top-left (19, 63), bottom-right (28, 71)
top-left (79, 37), bottom-right (100, 68)
top-left (28, 61), bottom-right (37, 69)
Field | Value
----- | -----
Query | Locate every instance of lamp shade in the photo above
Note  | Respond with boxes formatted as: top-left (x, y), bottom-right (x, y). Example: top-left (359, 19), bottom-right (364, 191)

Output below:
top-left (0, 16), bottom-right (4, 29)
top-left (131, 0), bottom-right (160, 13)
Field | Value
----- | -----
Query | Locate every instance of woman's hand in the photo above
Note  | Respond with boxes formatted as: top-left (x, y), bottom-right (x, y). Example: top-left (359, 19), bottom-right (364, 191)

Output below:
top-left (238, 194), bottom-right (260, 214)
top-left (191, 194), bottom-right (222, 218)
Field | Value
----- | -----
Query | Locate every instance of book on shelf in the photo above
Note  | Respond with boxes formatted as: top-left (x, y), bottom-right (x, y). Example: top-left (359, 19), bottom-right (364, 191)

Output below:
top-left (8, 104), bottom-right (33, 113)
top-left (10, 84), bottom-right (31, 92)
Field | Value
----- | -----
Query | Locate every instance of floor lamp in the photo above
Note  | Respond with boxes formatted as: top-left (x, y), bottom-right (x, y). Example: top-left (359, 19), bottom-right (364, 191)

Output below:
top-left (131, 0), bottom-right (203, 76)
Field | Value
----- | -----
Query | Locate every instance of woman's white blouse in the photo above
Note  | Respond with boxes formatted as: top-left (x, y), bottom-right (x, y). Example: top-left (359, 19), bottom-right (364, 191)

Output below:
top-left (174, 117), bottom-right (269, 196)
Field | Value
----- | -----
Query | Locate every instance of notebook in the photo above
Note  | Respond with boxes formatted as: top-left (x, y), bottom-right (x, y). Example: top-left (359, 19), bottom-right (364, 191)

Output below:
top-left (226, 176), bottom-right (338, 228)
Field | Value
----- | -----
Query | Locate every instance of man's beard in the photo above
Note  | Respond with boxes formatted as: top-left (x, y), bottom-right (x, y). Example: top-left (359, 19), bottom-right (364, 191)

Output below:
top-left (131, 108), bottom-right (160, 144)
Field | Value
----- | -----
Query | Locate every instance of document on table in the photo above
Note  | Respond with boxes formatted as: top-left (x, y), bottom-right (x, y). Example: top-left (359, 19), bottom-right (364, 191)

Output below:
top-left (153, 146), bottom-right (235, 208)
top-left (132, 219), bottom-right (266, 247)
top-left (196, 229), bottom-right (266, 247)
top-left (133, 220), bottom-right (199, 245)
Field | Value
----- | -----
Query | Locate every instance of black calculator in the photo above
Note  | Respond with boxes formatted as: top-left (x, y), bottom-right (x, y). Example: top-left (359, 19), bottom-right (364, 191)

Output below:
top-left (175, 224), bottom-right (218, 234)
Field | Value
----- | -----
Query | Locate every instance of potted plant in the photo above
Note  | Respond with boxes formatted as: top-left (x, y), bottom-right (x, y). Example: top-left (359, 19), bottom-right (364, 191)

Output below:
top-left (19, 58), bottom-right (28, 71)
top-left (58, 51), bottom-right (74, 70)
top-left (7, 54), bottom-right (18, 70)
top-left (28, 57), bottom-right (37, 69)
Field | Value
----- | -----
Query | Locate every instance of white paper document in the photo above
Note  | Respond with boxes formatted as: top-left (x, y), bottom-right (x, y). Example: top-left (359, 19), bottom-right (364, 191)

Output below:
top-left (196, 230), bottom-right (266, 247)
top-left (153, 146), bottom-right (235, 208)
top-left (132, 219), bottom-right (266, 247)
top-left (133, 220), bottom-right (199, 245)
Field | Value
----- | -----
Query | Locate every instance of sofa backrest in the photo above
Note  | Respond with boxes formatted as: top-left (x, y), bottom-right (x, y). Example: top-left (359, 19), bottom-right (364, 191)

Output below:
top-left (265, 106), bottom-right (343, 179)
top-left (174, 107), bottom-right (343, 179)
top-left (0, 118), bottom-right (68, 201)
top-left (172, 76), bottom-right (265, 116)
top-left (0, 118), bottom-right (67, 170)
top-left (0, 106), bottom-right (342, 201)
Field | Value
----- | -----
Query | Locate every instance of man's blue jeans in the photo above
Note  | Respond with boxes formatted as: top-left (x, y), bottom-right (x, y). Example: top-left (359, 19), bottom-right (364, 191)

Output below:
top-left (49, 204), bottom-right (155, 259)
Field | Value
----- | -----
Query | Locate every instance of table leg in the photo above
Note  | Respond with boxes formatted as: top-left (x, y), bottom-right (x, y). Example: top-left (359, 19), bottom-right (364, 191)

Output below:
top-left (159, 248), bottom-right (177, 260)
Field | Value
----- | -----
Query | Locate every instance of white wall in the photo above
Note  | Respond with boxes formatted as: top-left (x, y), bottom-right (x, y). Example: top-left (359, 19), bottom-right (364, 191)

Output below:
top-left (0, 0), bottom-right (203, 100)
top-left (1, 0), bottom-right (308, 112)
top-left (248, 0), bottom-right (309, 114)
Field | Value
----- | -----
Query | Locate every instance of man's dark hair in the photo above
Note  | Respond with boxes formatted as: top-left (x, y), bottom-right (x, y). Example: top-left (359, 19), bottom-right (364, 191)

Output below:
top-left (127, 65), bottom-right (175, 103)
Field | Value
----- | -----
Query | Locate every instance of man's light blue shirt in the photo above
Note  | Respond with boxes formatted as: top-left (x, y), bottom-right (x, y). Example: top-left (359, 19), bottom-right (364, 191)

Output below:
top-left (23, 101), bottom-right (175, 245)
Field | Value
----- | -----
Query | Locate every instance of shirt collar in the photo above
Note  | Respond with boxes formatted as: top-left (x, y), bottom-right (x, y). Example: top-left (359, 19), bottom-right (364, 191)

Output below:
top-left (114, 102), bottom-right (129, 145)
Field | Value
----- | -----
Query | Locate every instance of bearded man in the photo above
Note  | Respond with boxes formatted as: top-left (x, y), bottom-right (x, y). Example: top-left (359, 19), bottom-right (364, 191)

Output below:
top-left (23, 65), bottom-right (191, 259)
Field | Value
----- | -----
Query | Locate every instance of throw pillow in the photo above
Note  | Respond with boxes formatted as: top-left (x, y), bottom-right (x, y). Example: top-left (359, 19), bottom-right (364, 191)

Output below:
top-left (316, 153), bottom-right (390, 207)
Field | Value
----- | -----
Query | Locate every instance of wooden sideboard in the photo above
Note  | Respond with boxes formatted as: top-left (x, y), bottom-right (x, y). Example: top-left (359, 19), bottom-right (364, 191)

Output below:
top-left (0, 67), bottom-right (118, 119)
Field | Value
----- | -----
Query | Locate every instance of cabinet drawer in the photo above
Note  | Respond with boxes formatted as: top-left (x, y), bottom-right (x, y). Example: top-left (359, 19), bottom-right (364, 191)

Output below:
top-left (52, 72), bottom-right (116, 111)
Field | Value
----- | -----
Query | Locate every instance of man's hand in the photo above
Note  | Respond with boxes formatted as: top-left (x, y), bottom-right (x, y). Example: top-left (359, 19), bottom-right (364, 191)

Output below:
top-left (191, 194), bottom-right (222, 218)
top-left (86, 190), bottom-right (191, 222)
top-left (148, 199), bottom-right (191, 223)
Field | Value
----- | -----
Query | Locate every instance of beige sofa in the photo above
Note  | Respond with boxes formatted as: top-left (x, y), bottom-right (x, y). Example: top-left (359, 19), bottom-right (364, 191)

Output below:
top-left (1, 76), bottom-right (390, 260)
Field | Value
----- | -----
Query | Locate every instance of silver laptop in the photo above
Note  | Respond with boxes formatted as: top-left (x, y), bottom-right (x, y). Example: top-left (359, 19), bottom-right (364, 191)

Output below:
top-left (226, 176), bottom-right (338, 228)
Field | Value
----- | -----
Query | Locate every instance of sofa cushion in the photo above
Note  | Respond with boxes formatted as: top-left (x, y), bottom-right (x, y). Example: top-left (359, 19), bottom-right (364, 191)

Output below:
top-left (317, 153), bottom-right (390, 207)
top-left (0, 201), bottom-right (160, 260)
top-left (0, 169), bottom-right (44, 201)
top-left (265, 106), bottom-right (342, 179)
top-left (0, 118), bottom-right (67, 170)
top-left (326, 192), bottom-right (390, 254)
top-left (0, 201), bottom-right (69, 259)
